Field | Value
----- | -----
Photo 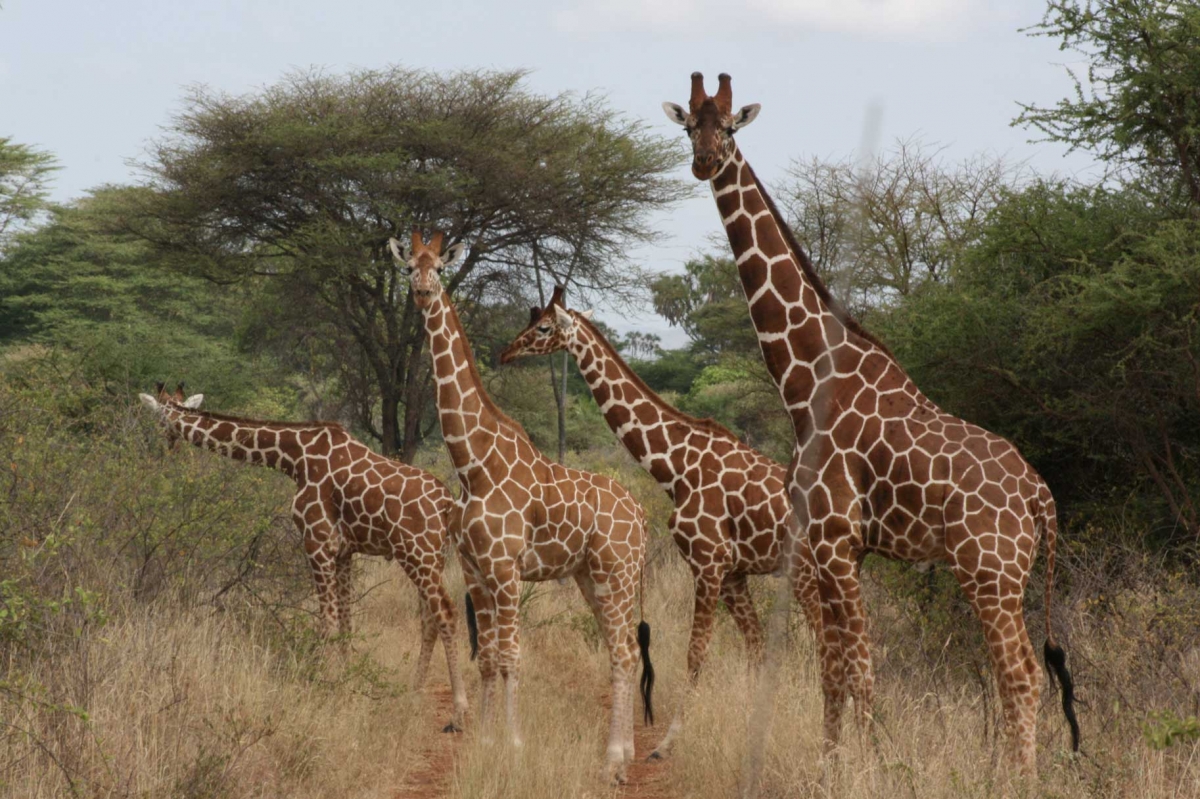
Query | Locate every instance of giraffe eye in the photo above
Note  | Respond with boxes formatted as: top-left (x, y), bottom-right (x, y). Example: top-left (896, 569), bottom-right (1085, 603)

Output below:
top-left (536, 325), bottom-right (551, 334)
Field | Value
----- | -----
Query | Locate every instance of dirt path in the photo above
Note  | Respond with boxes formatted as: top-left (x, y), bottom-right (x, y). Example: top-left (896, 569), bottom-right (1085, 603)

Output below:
top-left (618, 721), bottom-right (675, 798)
top-left (392, 687), bottom-right (676, 799)
top-left (393, 685), bottom-right (463, 799)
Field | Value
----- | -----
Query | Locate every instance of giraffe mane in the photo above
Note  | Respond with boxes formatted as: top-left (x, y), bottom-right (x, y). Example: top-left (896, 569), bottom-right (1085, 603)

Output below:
top-left (577, 315), bottom-right (744, 445)
top-left (168, 406), bottom-right (348, 432)
top-left (442, 296), bottom-right (536, 446)
top-left (746, 165), bottom-right (896, 360)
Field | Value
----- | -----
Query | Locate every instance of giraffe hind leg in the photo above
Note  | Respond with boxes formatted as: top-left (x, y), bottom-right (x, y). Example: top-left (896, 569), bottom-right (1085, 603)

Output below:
top-left (720, 572), bottom-right (763, 665)
top-left (954, 563), bottom-right (1042, 775)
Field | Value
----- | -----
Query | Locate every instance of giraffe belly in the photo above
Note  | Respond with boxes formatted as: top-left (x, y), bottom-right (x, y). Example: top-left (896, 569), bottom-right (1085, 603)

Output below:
top-left (517, 537), bottom-right (585, 582)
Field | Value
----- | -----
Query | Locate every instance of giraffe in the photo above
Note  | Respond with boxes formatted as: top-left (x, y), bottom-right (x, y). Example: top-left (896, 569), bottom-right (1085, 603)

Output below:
top-left (662, 72), bottom-right (1078, 772)
top-left (499, 285), bottom-right (822, 757)
top-left (389, 230), bottom-right (654, 783)
top-left (138, 382), bottom-right (469, 731)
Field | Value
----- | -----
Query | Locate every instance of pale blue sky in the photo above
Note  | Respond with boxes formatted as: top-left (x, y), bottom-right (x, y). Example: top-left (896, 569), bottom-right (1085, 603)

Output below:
top-left (0, 0), bottom-right (1095, 347)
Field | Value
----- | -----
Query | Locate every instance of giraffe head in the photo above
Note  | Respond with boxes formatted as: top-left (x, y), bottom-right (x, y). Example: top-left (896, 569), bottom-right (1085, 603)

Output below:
top-left (663, 72), bottom-right (760, 181)
top-left (388, 229), bottom-right (465, 310)
top-left (138, 382), bottom-right (204, 448)
top-left (499, 285), bottom-right (594, 364)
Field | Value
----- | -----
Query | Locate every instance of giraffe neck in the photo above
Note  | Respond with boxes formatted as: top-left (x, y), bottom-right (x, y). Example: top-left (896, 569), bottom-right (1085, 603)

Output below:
top-left (711, 147), bottom-right (893, 398)
top-left (162, 408), bottom-right (310, 479)
top-left (567, 316), bottom-right (724, 486)
top-left (422, 291), bottom-right (528, 474)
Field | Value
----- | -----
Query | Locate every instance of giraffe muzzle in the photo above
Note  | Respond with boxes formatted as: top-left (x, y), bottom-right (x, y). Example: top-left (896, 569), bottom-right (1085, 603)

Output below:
top-left (692, 153), bottom-right (720, 180)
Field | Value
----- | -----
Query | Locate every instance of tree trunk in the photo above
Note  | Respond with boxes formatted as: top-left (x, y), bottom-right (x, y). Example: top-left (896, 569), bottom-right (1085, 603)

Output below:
top-left (380, 388), bottom-right (401, 458)
top-left (398, 326), bottom-right (429, 464)
top-left (558, 349), bottom-right (569, 463)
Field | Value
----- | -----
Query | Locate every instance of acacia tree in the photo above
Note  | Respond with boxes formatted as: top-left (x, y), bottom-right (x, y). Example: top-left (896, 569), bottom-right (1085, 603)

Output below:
top-left (0, 137), bottom-right (56, 251)
top-left (1017, 0), bottom-right (1200, 209)
top-left (125, 67), bottom-right (682, 459)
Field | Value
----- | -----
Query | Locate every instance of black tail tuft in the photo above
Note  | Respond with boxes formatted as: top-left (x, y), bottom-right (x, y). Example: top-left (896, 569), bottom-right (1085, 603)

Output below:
top-left (1044, 640), bottom-right (1080, 752)
top-left (638, 621), bottom-right (655, 726)
top-left (465, 593), bottom-right (479, 662)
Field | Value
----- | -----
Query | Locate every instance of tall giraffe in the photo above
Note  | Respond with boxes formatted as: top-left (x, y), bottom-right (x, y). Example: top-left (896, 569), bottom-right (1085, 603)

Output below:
top-left (499, 286), bottom-right (822, 757)
top-left (139, 382), bottom-right (468, 731)
top-left (663, 73), bottom-right (1078, 772)
top-left (390, 230), bottom-right (654, 783)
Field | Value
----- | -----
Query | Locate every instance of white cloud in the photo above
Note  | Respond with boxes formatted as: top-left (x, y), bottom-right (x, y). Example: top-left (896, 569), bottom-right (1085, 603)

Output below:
top-left (555, 0), bottom-right (990, 40)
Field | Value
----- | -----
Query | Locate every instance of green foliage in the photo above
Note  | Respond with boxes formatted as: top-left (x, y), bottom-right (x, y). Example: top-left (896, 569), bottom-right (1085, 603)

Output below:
top-left (0, 352), bottom-right (310, 660)
top-left (650, 254), bottom-right (758, 359)
top-left (482, 361), bottom-right (614, 454)
top-left (0, 136), bottom-right (56, 250)
top-left (1018, 0), bottom-right (1200, 207)
top-left (0, 189), bottom-right (295, 411)
top-left (1143, 710), bottom-right (1200, 750)
top-left (878, 179), bottom-right (1200, 545)
top-left (680, 359), bottom-right (792, 462)
top-left (628, 348), bottom-right (705, 396)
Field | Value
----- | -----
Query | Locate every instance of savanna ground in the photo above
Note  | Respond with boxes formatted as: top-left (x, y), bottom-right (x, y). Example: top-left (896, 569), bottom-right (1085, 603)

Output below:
top-left (4, 366), bottom-right (1200, 799)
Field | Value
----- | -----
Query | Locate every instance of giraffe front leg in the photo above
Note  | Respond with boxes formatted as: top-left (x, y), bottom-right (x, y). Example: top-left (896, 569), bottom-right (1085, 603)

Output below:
top-left (463, 561), bottom-right (500, 740)
top-left (785, 513), bottom-right (823, 640)
top-left (649, 566), bottom-right (723, 760)
top-left (811, 516), bottom-right (874, 757)
top-left (491, 567), bottom-right (523, 748)
top-left (299, 515), bottom-right (340, 641)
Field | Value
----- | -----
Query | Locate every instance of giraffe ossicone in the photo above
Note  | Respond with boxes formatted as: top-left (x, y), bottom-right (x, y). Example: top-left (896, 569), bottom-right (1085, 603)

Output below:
top-left (666, 71), bottom-right (1079, 774)
top-left (140, 382), bottom-right (469, 731)
top-left (395, 231), bottom-right (655, 784)
top-left (500, 284), bottom-right (823, 760)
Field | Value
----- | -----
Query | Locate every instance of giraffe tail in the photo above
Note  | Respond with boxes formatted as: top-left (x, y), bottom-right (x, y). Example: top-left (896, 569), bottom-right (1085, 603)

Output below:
top-left (1040, 494), bottom-right (1080, 752)
top-left (464, 592), bottom-right (479, 662)
top-left (638, 620), bottom-right (654, 725)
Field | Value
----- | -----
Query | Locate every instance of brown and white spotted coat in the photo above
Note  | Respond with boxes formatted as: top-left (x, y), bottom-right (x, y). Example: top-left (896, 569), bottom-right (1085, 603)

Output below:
top-left (391, 230), bottom-right (651, 783)
top-left (139, 383), bottom-right (468, 730)
top-left (499, 287), bottom-right (822, 756)
top-left (664, 72), bottom-right (1078, 772)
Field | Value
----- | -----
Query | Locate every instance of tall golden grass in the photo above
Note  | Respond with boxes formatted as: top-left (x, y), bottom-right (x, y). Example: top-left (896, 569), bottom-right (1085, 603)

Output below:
top-left (3, 381), bottom-right (1199, 799)
top-left (7, 539), bottom-right (1200, 798)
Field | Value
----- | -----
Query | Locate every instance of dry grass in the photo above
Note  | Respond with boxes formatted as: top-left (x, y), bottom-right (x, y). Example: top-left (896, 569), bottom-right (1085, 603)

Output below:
top-left (8, 543), bottom-right (1200, 798)
top-left (4, 402), bottom-right (1200, 798)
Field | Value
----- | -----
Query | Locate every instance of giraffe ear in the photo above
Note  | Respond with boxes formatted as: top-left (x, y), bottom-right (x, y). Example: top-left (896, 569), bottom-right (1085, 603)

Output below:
top-left (579, 309), bottom-right (595, 320)
top-left (182, 394), bottom-right (204, 410)
top-left (553, 305), bottom-right (574, 331)
top-left (662, 102), bottom-right (688, 127)
top-left (139, 393), bottom-right (158, 409)
top-left (440, 242), bottom-right (465, 269)
top-left (387, 238), bottom-right (410, 266)
top-left (731, 104), bottom-right (761, 131)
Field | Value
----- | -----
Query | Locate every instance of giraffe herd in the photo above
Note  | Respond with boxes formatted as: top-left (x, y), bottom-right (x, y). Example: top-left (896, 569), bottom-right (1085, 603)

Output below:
top-left (140, 71), bottom-right (1078, 785)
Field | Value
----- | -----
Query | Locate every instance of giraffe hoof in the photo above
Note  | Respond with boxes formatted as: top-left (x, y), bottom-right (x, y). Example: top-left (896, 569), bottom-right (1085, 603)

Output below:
top-left (442, 723), bottom-right (463, 734)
